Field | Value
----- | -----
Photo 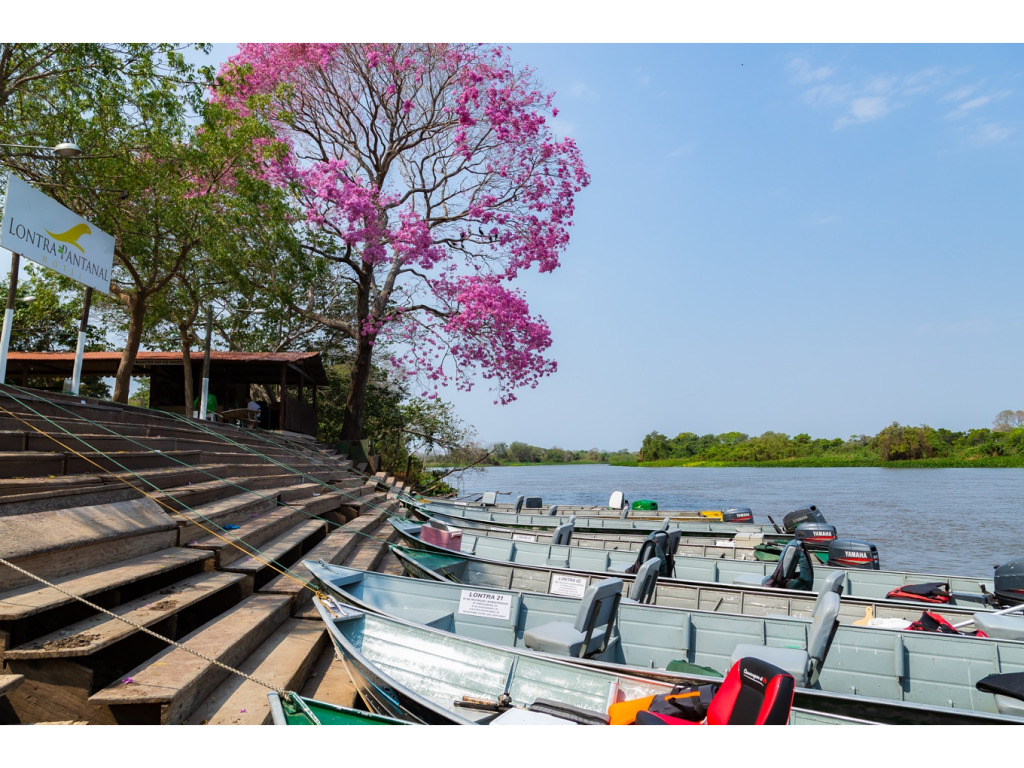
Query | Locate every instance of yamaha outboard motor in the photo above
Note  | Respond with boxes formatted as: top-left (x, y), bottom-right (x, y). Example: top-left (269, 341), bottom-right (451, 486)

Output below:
top-left (994, 559), bottom-right (1024, 606)
top-left (827, 539), bottom-right (880, 570)
top-left (794, 522), bottom-right (837, 548)
top-left (783, 505), bottom-right (827, 533)
top-left (524, 496), bottom-right (543, 509)
top-left (722, 507), bottom-right (753, 523)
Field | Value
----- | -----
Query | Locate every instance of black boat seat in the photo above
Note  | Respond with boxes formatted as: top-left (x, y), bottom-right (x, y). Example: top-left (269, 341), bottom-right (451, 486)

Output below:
top-left (622, 557), bottom-right (660, 605)
top-left (972, 612), bottom-right (1024, 642)
top-left (728, 591), bottom-right (840, 687)
top-left (523, 578), bottom-right (623, 658)
top-left (976, 671), bottom-right (1024, 718)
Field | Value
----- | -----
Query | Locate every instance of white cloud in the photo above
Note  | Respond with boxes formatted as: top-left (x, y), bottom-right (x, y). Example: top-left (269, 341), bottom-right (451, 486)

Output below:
top-left (945, 95), bottom-right (993, 120)
top-left (835, 96), bottom-right (890, 128)
top-left (968, 121), bottom-right (1015, 146)
top-left (666, 143), bottom-right (694, 159)
top-left (569, 81), bottom-right (599, 102)
top-left (788, 55), bottom-right (834, 84)
top-left (633, 67), bottom-right (651, 88)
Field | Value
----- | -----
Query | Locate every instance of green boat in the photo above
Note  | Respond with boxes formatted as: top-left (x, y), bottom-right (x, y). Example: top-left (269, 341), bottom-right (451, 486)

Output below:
top-left (268, 691), bottom-right (409, 725)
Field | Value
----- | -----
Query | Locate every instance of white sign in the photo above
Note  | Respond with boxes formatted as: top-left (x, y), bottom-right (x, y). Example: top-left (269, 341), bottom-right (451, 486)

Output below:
top-left (1, 174), bottom-right (114, 294)
top-left (458, 589), bottom-right (513, 620)
top-left (549, 573), bottom-right (588, 598)
top-left (512, 533), bottom-right (537, 543)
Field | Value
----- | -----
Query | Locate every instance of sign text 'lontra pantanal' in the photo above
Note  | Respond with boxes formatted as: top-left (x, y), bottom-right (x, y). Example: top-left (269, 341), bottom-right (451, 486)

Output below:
top-left (1, 174), bottom-right (114, 295)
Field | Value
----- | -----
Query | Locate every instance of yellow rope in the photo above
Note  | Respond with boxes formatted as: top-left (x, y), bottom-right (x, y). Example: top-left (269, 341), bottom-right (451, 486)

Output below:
top-left (0, 402), bottom-right (317, 595)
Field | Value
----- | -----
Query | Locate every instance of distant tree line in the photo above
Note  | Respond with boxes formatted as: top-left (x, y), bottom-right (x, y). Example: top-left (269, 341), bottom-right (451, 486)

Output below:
top-left (637, 411), bottom-right (1024, 466)
top-left (427, 440), bottom-right (636, 467)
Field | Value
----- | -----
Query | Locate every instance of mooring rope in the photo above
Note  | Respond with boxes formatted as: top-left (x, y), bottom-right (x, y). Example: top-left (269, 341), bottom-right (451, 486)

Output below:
top-left (0, 554), bottom-right (286, 694)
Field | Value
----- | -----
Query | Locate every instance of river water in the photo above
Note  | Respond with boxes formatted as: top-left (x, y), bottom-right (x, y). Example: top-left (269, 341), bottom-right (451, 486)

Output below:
top-left (451, 465), bottom-right (1024, 579)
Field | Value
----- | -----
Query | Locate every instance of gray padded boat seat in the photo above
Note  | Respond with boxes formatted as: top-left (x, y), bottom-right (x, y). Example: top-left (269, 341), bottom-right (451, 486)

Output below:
top-left (972, 612), bottom-right (1024, 642)
top-left (976, 671), bottom-right (1024, 718)
top-left (623, 557), bottom-right (661, 604)
top-left (524, 578), bottom-right (623, 658)
top-left (769, 570), bottom-right (845, 621)
top-left (551, 519), bottom-right (573, 546)
top-left (547, 505), bottom-right (560, 516)
top-left (728, 591), bottom-right (841, 687)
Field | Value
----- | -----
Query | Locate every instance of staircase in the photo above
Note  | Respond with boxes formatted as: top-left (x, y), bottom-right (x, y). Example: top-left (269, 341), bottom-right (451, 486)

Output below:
top-left (0, 386), bottom-right (405, 725)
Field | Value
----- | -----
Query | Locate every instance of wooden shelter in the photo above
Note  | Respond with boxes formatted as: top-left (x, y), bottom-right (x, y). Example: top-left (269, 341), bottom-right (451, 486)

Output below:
top-left (3, 351), bottom-right (329, 436)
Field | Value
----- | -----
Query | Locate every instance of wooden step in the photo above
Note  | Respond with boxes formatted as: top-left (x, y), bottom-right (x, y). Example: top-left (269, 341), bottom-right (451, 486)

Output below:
top-left (2, 572), bottom-right (253, 724)
top-left (0, 498), bottom-right (177, 592)
top-left (184, 618), bottom-right (327, 724)
top-left (88, 593), bottom-right (291, 724)
top-left (262, 512), bottom-right (391, 617)
top-left (187, 508), bottom-right (309, 568)
top-left (298, 643), bottom-right (362, 709)
top-left (0, 674), bottom-right (24, 697)
top-left (0, 547), bottom-right (213, 652)
top-left (174, 490), bottom-right (282, 546)
top-left (222, 520), bottom-right (327, 591)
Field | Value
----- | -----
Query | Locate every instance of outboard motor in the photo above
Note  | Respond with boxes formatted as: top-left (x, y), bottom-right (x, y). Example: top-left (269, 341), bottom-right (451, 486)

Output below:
top-left (783, 505), bottom-right (827, 533)
top-left (827, 539), bottom-right (880, 570)
top-left (722, 507), bottom-right (753, 523)
top-left (994, 559), bottom-right (1024, 606)
top-left (524, 496), bottom-right (543, 509)
top-left (608, 491), bottom-right (628, 510)
top-left (794, 522), bottom-right (837, 547)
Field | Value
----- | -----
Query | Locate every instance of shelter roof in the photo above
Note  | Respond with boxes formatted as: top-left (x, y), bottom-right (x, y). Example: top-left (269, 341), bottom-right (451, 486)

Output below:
top-left (6, 351), bottom-right (329, 386)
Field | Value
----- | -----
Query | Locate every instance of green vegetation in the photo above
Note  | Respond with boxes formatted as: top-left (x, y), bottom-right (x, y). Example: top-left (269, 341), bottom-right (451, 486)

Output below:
top-left (638, 415), bottom-right (1024, 467)
top-left (427, 441), bottom-right (636, 468)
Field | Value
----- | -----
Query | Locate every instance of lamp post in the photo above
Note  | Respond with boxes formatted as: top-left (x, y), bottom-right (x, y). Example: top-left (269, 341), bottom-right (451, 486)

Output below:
top-left (0, 142), bottom-right (83, 159)
top-left (198, 304), bottom-right (266, 421)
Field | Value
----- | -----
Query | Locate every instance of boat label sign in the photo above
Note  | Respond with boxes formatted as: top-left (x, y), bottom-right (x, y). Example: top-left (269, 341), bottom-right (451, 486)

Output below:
top-left (512, 533), bottom-right (537, 543)
top-left (458, 590), bottom-right (512, 620)
top-left (549, 574), bottom-right (588, 598)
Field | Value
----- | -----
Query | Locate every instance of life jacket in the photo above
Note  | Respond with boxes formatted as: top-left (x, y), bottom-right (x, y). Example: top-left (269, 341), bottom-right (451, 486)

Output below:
top-left (607, 683), bottom-right (718, 725)
top-left (905, 611), bottom-right (988, 638)
top-left (625, 531), bottom-right (675, 577)
top-left (885, 582), bottom-right (951, 603)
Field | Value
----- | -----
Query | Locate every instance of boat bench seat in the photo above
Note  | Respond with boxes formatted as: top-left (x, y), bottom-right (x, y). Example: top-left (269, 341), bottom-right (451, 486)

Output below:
top-left (972, 612), bottom-right (1024, 642)
top-left (733, 574), bottom-right (766, 587)
top-left (396, 608), bottom-right (455, 630)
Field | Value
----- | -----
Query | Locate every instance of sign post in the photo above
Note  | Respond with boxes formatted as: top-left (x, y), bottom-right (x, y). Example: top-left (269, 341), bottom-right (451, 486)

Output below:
top-left (0, 173), bottom-right (113, 391)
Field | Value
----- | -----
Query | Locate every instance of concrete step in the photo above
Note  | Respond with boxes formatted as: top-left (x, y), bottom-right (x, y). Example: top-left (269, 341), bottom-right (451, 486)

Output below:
top-left (184, 618), bottom-right (327, 724)
top-left (2, 572), bottom-right (253, 724)
top-left (0, 547), bottom-right (213, 652)
top-left (0, 498), bottom-right (177, 592)
top-left (88, 593), bottom-right (292, 724)
top-left (0, 674), bottom-right (24, 698)
top-left (222, 520), bottom-right (327, 591)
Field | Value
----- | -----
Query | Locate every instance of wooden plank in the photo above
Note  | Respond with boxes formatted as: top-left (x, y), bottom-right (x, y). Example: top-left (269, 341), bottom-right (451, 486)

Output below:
top-left (4, 571), bottom-right (251, 660)
top-left (298, 642), bottom-right (362, 709)
top-left (0, 674), bottom-right (24, 697)
top-left (89, 593), bottom-right (292, 724)
top-left (184, 618), bottom-right (327, 724)
top-left (266, 512), bottom-right (390, 617)
top-left (0, 548), bottom-right (212, 622)
top-left (222, 520), bottom-right (327, 579)
top-left (187, 508), bottom-right (309, 568)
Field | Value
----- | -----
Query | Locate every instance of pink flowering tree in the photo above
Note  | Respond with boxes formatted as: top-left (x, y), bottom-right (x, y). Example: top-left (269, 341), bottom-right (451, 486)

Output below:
top-left (214, 43), bottom-right (589, 440)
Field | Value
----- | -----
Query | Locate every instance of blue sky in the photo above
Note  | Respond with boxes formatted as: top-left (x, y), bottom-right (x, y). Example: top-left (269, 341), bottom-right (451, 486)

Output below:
top-left (4, 12), bottom-right (1022, 452)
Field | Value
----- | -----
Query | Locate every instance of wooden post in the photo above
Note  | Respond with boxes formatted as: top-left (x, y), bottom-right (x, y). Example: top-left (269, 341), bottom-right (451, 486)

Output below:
top-left (279, 363), bottom-right (287, 430)
top-left (0, 252), bottom-right (21, 384)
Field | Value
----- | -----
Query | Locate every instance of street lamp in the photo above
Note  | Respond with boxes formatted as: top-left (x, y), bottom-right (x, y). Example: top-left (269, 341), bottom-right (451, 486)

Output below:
top-left (0, 141), bottom-right (83, 159)
top-left (198, 304), bottom-right (267, 421)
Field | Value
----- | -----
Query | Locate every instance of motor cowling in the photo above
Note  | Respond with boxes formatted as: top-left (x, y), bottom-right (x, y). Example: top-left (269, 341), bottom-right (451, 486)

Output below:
top-left (783, 505), bottom-right (826, 533)
top-left (827, 539), bottom-right (880, 570)
top-left (794, 522), bottom-right (837, 546)
top-left (994, 559), bottom-right (1024, 607)
top-left (722, 507), bottom-right (753, 523)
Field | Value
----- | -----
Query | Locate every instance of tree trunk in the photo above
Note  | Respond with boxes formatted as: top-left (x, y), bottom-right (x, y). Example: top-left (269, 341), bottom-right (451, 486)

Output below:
top-left (112, 295), bottom-right (146, 403)
top-left (179, 325), bottom-right (194, 415)
top-left (340, 333), bottom-right (374, 440)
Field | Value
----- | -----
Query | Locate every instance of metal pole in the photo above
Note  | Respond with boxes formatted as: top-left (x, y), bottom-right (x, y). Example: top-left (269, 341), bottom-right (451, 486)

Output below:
top-left (199, 304), bottom-right (212, 420)
top-left (0, 252), bottom-right (21, 384)
top-left (70, 286), bottom-right (93, 395)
